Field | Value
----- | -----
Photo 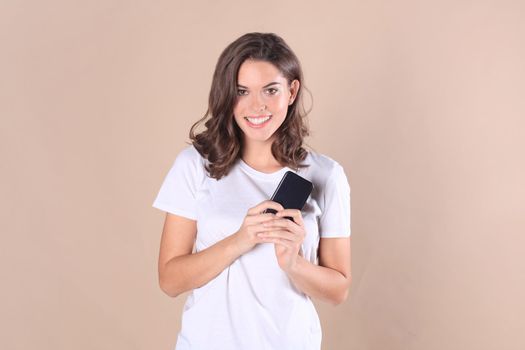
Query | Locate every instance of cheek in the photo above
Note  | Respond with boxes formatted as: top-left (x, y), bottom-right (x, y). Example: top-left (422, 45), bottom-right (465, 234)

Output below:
top-left (232, 101), bottom-right (244, 119)
top-left (272, 96), bottom-right (290, 110)
top-left (233, 99), bottom-right (248, 115)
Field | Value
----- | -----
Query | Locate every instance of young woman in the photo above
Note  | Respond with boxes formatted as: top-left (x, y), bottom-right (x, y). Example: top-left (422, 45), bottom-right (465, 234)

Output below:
top-left (152, 32), bottom-right (351, 350)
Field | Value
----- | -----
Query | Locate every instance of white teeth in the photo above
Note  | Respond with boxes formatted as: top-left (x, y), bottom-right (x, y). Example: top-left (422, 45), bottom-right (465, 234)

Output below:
top-left (246, 116), bottom-right (271, 124)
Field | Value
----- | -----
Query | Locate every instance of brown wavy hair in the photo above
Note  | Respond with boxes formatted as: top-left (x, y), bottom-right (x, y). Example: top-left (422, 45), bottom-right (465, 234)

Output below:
top-left (187, 32), bottom-right (315, 180)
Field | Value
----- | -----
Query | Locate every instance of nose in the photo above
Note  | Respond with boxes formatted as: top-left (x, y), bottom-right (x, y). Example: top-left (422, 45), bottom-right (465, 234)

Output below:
top-left (250, 91), bottom-right (266, 112)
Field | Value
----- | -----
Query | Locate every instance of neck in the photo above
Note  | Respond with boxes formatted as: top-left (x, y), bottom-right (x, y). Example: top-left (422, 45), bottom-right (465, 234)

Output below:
top-left (241, 137), bottom-right (281, 169)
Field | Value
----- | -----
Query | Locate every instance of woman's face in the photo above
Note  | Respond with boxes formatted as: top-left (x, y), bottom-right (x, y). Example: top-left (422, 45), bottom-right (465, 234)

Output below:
top-left (233, 59), bottom-right (299, 146)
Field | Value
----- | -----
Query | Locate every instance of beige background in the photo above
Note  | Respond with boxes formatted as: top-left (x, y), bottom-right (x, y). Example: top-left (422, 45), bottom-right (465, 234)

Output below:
top-left (1, 0), bottom-right (524, 349)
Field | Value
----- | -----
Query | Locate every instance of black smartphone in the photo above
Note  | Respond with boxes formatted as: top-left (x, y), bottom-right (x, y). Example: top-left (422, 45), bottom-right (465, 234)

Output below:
top-left (263, 171), bottom-right (314, 222)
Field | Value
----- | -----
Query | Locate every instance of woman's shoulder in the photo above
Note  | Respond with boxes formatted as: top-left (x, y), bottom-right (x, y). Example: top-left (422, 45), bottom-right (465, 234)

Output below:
top-left (304, 149), bottom-right (350, 189)
top-left (176, 143), bottom-right (199, 159)
top-left (306, 149), bottom-right (342, 173)
top-left (175, 143), bottom-right (207, 163)
top-left (305, 149), bottom-right (350, 202)
top-left (171, 143), bottom-right (209, 176)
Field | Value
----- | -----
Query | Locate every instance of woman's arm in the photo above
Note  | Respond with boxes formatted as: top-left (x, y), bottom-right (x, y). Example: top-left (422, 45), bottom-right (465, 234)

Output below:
top-left (158, 213), bottom-right (243, 298)
top-left (161, 235), bottom-right (243, 298)
top-left (286, 237), bottom-right (351, 306)
top-left (159, 201), bottom-right (279, 298)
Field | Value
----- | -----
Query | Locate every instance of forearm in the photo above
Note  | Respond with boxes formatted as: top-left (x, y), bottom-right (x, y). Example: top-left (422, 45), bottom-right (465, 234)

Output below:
top-left (287, 255), bottom-right (351, 306)
top-left (160, 234), bottom-right (242, 297)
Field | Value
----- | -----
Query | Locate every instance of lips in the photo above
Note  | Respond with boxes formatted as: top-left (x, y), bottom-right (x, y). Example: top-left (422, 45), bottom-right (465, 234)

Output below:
top-left (246, 115), bottom-right (272, 118)
top-left (244, 115), bottom-right (272, 128)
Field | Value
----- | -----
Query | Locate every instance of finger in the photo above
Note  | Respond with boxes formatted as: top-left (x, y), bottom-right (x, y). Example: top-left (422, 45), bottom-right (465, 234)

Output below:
top-left (275, 209), bottom-right (304, 226)
top-left (247, 212), bottom-right (278, 225)
top-left (258, 230), bottom-right (298, 242)
top-left (248, 200), bottom-right (285, 216)
top-left (265, 237), bottom-right (294, 250)
top-left (263, 219), bottom-right (301, 235)
top-left (252, 220), bottom-right (283, 235)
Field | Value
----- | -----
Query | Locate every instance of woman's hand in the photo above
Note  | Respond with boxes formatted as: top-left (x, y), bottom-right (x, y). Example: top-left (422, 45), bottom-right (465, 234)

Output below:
top-left (257, 209), bottom-right (306, 273)
top-left (233, 200), bottom-right (284, 255)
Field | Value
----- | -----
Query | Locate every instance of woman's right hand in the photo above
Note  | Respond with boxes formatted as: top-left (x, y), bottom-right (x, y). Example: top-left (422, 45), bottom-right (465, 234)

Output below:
top-left (233, 200), bottom-right (285, 255)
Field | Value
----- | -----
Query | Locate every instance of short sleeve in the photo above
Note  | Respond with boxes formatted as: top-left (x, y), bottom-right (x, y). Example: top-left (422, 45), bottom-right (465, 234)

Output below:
top-left (152, 146), bottom-right (203, 220)
top-left (318, 163), bottom-right (351, 238)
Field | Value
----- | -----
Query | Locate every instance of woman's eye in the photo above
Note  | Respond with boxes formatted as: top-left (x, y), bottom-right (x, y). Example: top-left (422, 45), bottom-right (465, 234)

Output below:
top-left (237, 88), bottom-right (277, 96)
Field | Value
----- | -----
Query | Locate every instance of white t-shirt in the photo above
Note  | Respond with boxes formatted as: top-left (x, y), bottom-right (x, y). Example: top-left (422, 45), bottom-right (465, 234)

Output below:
top-left (152, 144), bottom-right (351, 350)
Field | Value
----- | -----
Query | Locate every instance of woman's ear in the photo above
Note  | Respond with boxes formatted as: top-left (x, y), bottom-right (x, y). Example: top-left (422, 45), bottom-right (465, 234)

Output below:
top-left (289, 79), bottom-right (300, 105)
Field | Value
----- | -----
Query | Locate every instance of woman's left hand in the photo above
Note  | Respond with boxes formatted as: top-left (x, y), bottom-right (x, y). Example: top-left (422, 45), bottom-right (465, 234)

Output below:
top-left (257, 209), bottom-right (306, 273)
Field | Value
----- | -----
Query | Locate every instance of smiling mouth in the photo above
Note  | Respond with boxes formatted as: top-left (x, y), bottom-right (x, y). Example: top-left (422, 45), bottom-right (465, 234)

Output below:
top-left (244, 115), bottom-right (272, 126)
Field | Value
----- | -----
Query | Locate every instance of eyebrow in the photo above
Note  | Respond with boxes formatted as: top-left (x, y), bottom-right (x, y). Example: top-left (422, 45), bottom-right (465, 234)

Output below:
top-left (237, 82), bottom-right (281, 89)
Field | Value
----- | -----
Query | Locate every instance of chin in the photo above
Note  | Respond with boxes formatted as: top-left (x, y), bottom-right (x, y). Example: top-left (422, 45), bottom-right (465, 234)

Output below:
top-left (244, 131), bottom-right (275, 142)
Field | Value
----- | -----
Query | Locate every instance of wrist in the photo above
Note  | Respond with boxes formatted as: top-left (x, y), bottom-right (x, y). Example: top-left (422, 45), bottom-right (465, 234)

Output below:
top-left (228, 232), bottom-right (244, 257)
top-left (287, 254), bottom-right (304, 275)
